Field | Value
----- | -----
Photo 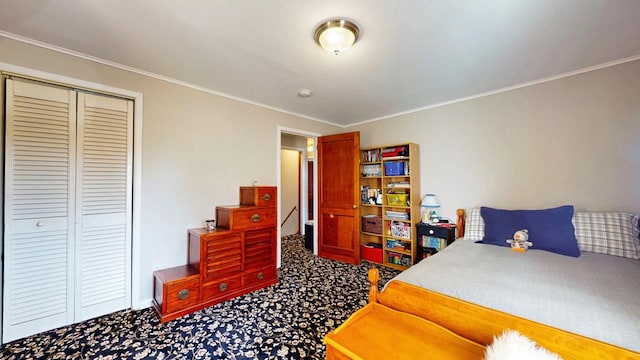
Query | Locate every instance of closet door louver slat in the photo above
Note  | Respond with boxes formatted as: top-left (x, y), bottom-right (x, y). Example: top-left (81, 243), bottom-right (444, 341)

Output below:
top-left (3, 79), bottom-right (76, 342)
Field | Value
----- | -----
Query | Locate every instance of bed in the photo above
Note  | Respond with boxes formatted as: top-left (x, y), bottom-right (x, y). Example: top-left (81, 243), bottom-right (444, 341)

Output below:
top-left (326, 206), bottom-right (640, 359)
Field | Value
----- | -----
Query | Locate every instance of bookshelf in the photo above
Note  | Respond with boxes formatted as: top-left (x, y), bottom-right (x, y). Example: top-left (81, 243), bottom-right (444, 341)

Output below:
top-left (360, 143), bottom-right (420, 270)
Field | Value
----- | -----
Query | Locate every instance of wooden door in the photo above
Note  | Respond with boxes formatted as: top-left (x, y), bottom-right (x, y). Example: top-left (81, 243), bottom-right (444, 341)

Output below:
top-left (317, 132), bottom-right (360, 264)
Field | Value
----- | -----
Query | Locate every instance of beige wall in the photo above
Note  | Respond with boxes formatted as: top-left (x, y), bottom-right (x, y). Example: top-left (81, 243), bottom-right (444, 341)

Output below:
top-left (349, 60), bottom-right (640, 221)
top-left (281, 149), bottom-right (300, 236)
top-left (0, 37), bottom-right (341, 306)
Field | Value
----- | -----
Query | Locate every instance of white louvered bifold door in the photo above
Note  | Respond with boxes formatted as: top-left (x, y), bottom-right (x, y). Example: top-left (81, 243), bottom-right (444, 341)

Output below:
top-left (3, 79), bottom-right (76, 342)
top-left (75, 93), bottom-right (132, 321)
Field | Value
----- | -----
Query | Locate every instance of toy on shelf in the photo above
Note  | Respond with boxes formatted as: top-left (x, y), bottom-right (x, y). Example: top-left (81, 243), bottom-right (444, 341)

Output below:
top-left (506, 229), bottom-right (532, 253)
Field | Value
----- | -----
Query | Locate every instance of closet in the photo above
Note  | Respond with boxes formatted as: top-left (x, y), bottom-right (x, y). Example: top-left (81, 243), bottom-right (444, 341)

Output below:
top-left (3, 78), bottom-right (133, 342)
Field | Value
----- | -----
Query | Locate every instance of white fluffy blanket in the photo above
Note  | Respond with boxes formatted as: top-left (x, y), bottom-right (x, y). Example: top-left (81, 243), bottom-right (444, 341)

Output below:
top-left (484, 330), bottom-right (563, 360)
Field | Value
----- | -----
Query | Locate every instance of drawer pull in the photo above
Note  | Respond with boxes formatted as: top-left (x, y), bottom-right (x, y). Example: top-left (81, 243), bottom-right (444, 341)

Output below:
top-left (257, 272), bottom-right (264, 280)
top-left (36, 221), bottom-right (45, 227)
top-left (263, 193), bottom-right (272, 201)
top-left (429, 229), bottom-right (434, 235)
top-left (251, 214), bottom-right (261, 222)
top-left (178, 289), bottom-right (190, 300)
top-left (219, 282), bottom-right (228, 291)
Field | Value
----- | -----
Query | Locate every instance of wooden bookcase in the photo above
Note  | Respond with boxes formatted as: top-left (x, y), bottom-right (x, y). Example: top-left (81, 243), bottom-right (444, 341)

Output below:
top-left (359, 143), bottom-right (420, 270)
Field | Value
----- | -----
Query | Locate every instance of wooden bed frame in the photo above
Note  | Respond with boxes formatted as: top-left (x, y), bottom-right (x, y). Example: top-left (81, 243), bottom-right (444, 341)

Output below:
top-left (364, 209), bottom-right (640, 360)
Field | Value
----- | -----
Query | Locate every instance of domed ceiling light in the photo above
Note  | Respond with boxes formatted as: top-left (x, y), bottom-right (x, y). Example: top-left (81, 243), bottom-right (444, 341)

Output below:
top-left (314, 18), bottom-right (360, 55)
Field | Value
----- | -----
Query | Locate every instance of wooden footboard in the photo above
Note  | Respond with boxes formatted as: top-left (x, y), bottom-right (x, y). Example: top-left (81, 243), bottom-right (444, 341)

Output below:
top-left (367, 268), bottom-right (639, 360)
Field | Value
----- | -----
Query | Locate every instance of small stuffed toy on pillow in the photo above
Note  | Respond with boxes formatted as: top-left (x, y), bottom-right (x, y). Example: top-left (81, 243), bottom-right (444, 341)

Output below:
top-left (484, 330), bottom-right (563, 360)
top-left (506, 229), bottom-right (532, 253)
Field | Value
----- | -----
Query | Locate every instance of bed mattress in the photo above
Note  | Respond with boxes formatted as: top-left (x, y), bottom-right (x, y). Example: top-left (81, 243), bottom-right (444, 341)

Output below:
top-left (392, 239), bottom-right (640, 352)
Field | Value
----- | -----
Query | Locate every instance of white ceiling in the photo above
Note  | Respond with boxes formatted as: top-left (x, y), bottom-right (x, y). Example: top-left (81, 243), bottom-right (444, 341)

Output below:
top-left (1, 0), bottom-right (639, 127)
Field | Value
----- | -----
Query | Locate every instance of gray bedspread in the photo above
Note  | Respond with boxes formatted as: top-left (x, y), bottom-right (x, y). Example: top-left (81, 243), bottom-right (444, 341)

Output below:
top-left (391, 239), bottom-right (640, 352)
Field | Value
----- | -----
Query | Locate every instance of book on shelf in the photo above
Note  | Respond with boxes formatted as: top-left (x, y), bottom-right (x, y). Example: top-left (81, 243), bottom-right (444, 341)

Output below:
top-left (421, 236), bottom-right (446, 251)
top-left (385, 238), bottom-right (411, 251)
top-left (381, 145), bottom-right (409, 158)
top-left (387, 181), bottom-right (410, 188)
top-left (362, 149), bottom-right (381, 163)
top-left (362, 164), bottom-right (381, 177)
top-left (385, 210), bottom-right (409, 220)
top-left (420, 247), bottom-right (438, 259)
top-left (360, 185), bottom-right (382, 205)
top-left (387, 252), bottom-right (412, 267)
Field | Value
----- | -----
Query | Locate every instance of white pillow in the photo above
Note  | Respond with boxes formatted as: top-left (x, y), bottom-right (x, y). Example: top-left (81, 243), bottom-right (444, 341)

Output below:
top-left (484, 330), bottom-right (563, 360)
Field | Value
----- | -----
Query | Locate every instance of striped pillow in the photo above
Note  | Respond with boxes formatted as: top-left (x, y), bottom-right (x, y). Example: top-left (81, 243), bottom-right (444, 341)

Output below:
top-left (463, 207), bottom-right (484, 241)
top-left (573, 212), bottom-right (640, 260)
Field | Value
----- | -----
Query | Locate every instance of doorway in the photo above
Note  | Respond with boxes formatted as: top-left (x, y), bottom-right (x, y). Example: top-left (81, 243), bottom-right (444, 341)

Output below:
top-left (277, 127), bottom-right (319, 267)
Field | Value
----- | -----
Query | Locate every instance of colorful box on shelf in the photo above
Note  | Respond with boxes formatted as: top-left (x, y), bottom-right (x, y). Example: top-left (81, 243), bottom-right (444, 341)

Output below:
top-left (386, 193), bottom-right (409, 206)
top-left (384, 161), bottom-right (405, 176)
top-left (362, 243), bottom-right (383, 263)
top-left (390, 221), bottom-right (411, 238)
top-left (361, 215), bottom-right (383, 234)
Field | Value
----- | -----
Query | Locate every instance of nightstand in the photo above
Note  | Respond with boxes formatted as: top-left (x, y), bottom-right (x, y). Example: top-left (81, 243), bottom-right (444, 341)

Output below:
top-left (415, 223), bottom-right (456, 262)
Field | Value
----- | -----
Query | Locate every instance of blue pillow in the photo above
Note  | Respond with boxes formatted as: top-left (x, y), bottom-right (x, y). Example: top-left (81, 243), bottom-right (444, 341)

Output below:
top-left (477, 205), bottom-right (581, 257)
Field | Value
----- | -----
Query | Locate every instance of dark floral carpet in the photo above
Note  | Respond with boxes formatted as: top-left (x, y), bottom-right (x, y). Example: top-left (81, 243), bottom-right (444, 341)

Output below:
top-left (0, 235), bottom-right (400, 359)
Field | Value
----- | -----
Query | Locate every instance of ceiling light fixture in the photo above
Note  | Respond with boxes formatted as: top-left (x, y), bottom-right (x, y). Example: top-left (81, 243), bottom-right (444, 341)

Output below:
top-left (314, 18), bottom-right (360, 55)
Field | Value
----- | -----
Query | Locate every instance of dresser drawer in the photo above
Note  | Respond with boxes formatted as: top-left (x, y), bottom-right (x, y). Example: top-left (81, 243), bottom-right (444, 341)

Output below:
top-left (419, 224), bottom-right (455, 240)
top-left (216, 206), bottom-right (276, 231)
top-left (244, 266), bottom-right (277, 287)
top-left (202, 275), bottom-right (243, 301)
top-left (240, 186), bottom-right (277, 208)
top-left (153, 266), bottom-right (200, 315)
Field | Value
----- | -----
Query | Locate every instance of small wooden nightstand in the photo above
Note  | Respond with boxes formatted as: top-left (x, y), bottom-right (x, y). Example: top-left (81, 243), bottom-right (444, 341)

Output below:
top-left (415, 223), bottom-right (456, 262)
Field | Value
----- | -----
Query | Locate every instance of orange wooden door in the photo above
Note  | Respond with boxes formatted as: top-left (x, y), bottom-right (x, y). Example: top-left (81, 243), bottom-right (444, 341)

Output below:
top-left (317, 131), bottom-right (360, 264)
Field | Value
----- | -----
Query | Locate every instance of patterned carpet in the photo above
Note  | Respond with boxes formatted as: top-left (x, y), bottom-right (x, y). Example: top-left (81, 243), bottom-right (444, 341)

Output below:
top-left (0, 235), bottom-right (400, 359)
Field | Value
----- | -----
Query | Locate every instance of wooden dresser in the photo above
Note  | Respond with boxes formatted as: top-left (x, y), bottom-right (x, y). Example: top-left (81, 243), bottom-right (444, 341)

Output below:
top-left (152, 186), bottom-right (278, 322)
